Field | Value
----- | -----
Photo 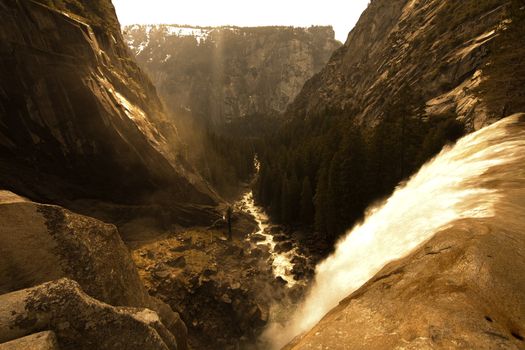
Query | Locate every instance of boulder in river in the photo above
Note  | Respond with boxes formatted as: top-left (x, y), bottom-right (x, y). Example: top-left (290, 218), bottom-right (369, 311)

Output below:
top-left (0, 279), bottom-right (179, 350)
top-left (273, 233), bottom-right (290, 242)
top-left (250, 234), bottom-right (268, 243)
top-left (275, 241), bottom-right (294, 253)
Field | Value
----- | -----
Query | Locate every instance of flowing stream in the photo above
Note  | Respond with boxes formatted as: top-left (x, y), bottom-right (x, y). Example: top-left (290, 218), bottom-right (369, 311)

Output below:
top-left (263, 115), bottom-right (525, 348)
top-left (236, 190), bottom-right (302, 286)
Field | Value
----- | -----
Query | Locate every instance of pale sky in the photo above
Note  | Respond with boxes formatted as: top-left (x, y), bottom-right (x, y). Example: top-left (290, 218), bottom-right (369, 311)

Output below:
top-left (113, 0), bottom-right (370, 42)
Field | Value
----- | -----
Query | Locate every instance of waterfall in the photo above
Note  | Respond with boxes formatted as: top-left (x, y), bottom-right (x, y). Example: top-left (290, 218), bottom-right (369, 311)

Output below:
top-left (264, 114), bottom-right (525, 349)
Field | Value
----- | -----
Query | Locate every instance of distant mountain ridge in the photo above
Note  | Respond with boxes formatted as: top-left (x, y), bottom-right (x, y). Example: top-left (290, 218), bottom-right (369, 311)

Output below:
top-left (122, 24), bottom-right (341, 129)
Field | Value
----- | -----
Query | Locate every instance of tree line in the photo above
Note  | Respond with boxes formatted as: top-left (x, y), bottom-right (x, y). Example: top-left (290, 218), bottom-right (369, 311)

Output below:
top-left (255, 91), bottom-right (464, 247)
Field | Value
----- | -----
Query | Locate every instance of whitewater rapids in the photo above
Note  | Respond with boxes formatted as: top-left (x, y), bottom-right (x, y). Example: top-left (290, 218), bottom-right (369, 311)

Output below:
top-left (264, 114), bottom-right (525, 349)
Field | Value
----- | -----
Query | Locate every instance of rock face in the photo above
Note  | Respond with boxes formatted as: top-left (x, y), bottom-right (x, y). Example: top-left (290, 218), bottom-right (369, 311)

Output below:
top-left (287, 0), bottom-right (525, 131)
top-left (123, 24), bottom-right (340, 130)
top-left (0, 0), bottom-right (216, 206)
top-left (0, 331), bottom-right (59, 350)
top-left (0, 279), bottom-right (179, 350)
top-left (285, 217), bottom-right (525, 349)
top-left (0, 190), bottom-right (147, 305)
top-left (0, 190), bottom-right (188, 350)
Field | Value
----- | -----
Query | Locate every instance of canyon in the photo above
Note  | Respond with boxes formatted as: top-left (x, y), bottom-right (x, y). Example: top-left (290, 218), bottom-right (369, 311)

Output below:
top-left (0, 0), bottom-right (524, 349)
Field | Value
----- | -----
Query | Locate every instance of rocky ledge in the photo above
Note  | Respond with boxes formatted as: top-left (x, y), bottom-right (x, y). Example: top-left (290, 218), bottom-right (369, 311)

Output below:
top-left (284, 217), bottom-right (525, 349)
top-left (0, 190), bottom-right (187, 350)
top-left (131, 227), bottom-right (299, 349)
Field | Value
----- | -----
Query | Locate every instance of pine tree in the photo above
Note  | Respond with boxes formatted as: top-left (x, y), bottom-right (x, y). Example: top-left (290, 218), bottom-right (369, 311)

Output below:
top-left (314, 165), bottom-right (329, 237)
top-left (280, 176), bottom-right (291, 223)
top-left (289, 172), bottom-right (302, 222)
top-left (300, 177), bottom-right (315, 224)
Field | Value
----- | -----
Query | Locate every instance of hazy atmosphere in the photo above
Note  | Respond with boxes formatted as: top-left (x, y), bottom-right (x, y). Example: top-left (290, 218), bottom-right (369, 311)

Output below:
top-left (113, 0), bottom-right (370, 41)
top-left (1, 1), bottom-right (524, 350)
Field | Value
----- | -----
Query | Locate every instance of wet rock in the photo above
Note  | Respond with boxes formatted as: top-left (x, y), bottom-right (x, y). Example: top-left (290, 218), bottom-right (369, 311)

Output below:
top-left (275, 241), bottom-right (294, 253)
top-left (166, 256), bottom-right (186, 268)
top-left (291, 255), bottom-right (307, 266)
top-left (268, 225), bottom-right (283, 234)
top-left (250, 234), bottom-right (267, 243)
top-left (275, 276), bottom-right (288, 286)
top-left (273, 233), bottom-right (289, 242)
top-left (250, 246), bottom-right (271, 259)
top-left (285, 219), bottom-right (525, 349)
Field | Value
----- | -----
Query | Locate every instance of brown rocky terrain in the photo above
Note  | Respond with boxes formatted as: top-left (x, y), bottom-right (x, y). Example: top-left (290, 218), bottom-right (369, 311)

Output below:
top-left (0, 331), bottom-right (59, 350)
top-left (130, 225), bottom-right (303, 349)
top-left (0, 279), bottom-right (180, 350)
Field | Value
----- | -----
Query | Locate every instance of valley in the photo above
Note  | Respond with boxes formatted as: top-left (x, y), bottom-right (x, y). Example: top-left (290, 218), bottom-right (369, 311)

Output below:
top-left (0, 0), bottom-right (524, 349)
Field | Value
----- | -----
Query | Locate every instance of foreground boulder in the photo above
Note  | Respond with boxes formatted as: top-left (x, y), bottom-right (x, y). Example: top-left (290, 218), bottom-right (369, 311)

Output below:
top-left (0, 279), bottom-right (177, 350)
top-left (284, 218), bottom-right (525, 349)
top-left (0, 331), bottom-right (59, 350)
top-left (0, 190), bottom-right (187, 349)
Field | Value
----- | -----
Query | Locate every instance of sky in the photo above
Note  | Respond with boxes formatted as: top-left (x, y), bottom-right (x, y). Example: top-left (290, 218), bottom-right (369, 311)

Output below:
top-left (112, 0), bottom-right (370, 42)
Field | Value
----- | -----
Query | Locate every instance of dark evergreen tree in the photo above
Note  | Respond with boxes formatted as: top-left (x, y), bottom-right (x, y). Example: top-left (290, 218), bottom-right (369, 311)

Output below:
top-left (299, 177), bottom-right (315, 224)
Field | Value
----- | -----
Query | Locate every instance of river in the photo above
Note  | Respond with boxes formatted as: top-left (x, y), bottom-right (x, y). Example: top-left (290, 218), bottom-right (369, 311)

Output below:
top-left (236, 189), bottom-right (303, 287)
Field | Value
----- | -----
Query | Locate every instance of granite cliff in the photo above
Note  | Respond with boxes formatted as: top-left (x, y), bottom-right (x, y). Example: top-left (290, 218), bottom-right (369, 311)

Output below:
top-left (287, 0), bottom-right (525, 130)
top-left (0, 0), bottom-right (216, 207)
top-left (123, 24), bottom-right (340, 131)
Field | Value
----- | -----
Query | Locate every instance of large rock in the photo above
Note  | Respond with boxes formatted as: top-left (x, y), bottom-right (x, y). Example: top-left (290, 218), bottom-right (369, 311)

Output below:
top-left (0, 331), bottom-right (59, 350)
top-left (0, 190), bottom-right (147, 305)
top-left (0, 279), bottom-right (177, 350)
top-left (284, 218), bottom-right (525, 349)
top-left (0, 190), bottom-right (188, 350)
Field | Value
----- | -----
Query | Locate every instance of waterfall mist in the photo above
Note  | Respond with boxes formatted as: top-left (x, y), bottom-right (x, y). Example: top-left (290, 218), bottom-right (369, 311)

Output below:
top-left (263, 114), bottom-right (525, 349)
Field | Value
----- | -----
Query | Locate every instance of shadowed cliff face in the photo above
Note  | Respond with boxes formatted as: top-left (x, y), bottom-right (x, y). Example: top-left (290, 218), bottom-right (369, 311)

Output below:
top-left (287, 0), bottom-right (525, 130)
top-left (122, 25), bottom-right (341, 131)
top-left (0, 0), bottom-right (216, 206)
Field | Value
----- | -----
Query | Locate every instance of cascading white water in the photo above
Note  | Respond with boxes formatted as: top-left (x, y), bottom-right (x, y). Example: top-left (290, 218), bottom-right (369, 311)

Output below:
top-left (264, 114), bottom-right (525, 349)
